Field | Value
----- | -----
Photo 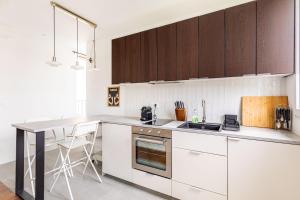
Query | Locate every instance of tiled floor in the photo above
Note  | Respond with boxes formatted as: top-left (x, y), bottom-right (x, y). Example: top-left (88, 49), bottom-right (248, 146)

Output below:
top-left (0, 149), bottom-right (169, 200)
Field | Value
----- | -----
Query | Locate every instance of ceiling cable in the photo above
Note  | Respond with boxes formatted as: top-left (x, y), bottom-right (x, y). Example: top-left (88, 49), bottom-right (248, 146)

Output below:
top-left (46, 5), bottom-right (62, 67)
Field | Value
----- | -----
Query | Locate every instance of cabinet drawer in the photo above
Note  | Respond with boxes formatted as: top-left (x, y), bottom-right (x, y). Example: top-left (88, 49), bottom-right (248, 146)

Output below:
top-left (172, 181), bottom-right (226, 200)
top-left (173, 131), bottom-right (227, 155)
top-left (173, 147), bottom-right (227, 195)
top-left (132, 169), bottom-right (171, 196)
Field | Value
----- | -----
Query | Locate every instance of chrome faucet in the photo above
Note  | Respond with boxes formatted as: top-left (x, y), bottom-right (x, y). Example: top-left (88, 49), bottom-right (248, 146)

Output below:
top-left (202, 100), bottom-right (206, 123)
top-left (153, 104), bottom-right (158, 121)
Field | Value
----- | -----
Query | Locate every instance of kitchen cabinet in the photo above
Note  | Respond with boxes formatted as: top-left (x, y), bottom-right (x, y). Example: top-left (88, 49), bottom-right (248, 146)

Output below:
top-left (257, 0), bottom-right (294, 74)
top-left (199, 10), bottom-right (225, 78)
top-left (228, 138), bottom-right (300, 200)
top-left (177, 17), bottom-right (199, 80)
top-left (172, 181), bottom-right (226, 200)
top-left (126, 33), bottom-right (141, 83)
top-left (111, 0), bottom-right (295, 83)
top-left (102, 123), bottom-right (132, 182)
top-left (173, 147), bottom-right (227, 195)
top-left (172, 131), bottom-right (227, 196)
top-left (225, 2), bottom-right (257, 77)
top-left (132, 169), bottom-right (171, 196)
top-left (141, 29), bottom-right (158, 82)
top-left (112, 37), bottom-right (127, 84)
top-left (173, 131), bottom-right (227, 155)
top-left (157, 23), bottom-right (177, 81)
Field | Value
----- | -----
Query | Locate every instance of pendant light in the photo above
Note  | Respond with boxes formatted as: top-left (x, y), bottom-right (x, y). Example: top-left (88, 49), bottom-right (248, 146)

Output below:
top-left (71, 18), bottom-right (84, 70)
top-left (87, 27), bottom-right (99, 71)
top-left (46, 6), bottom-right (62, 67)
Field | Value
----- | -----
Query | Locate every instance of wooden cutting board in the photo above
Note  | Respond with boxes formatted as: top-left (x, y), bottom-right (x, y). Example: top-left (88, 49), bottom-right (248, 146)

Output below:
top-left (242, 96), bottom-right (288, 129)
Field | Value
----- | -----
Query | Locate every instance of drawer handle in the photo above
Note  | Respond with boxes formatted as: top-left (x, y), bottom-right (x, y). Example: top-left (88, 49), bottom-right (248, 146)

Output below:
top-left (190, 186), bottom-right (203, 192)
top-left (228, 138), bottom-right (240, 142)
top-left (189, 150), bottom-right (202, 156)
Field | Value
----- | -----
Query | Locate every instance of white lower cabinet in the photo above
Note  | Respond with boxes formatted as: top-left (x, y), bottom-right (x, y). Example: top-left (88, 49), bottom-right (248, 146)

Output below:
top-left (173, 147), bottom-right (227, 195)
top-left (102, 123), bottom-right (133, 182)
top-left (132, 169), bottom-right (172, 196)
top-left (172, 181), bottom-right (226, 200)
top-left (228, 138), bottom-right (300, 200)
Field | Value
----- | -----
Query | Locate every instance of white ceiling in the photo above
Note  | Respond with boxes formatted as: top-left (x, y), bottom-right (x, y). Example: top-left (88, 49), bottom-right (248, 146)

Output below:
top-left (0, 0), bottom-right (253, 40)
top-left (55, 0), bottom-right (253, 38)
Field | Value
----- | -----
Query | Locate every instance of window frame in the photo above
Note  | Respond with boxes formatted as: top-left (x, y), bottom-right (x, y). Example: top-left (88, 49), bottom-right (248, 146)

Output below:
top-left (296, 0), bottom-right (300, 111)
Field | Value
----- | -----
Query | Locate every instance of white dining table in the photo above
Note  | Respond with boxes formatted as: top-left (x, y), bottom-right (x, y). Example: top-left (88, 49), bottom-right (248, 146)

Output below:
top-left (12, 116), bottom-right (103, 200)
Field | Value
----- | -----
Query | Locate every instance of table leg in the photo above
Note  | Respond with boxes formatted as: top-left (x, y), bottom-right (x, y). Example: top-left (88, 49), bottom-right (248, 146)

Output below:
top-left (15, 129), bottom-right (45, 200)
top-left (35, 131), bottom-right (45, 200)
top-left (16, 129), bottom-right (24, 194)
top-left (16, 129), bottom-right (33, 200)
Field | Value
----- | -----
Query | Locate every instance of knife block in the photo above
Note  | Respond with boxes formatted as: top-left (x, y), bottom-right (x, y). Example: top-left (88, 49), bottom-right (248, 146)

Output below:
top-left (175, 108), bottom-right (187, 121)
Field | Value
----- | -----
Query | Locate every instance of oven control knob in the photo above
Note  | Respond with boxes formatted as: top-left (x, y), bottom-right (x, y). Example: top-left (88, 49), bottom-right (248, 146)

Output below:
top-left (157, 131), bottom-right (161, 134)
top-left (148, 130), bottom-right (152, 133)
top-left (140, 129), bottom-right (144, 132)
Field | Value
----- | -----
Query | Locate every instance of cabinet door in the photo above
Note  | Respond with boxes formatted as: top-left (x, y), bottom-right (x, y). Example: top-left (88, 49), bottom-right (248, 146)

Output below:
top-left (102, 123), bottom-right (132, 182)
top-left (225, 2), bottom-right (257, 77)
top-left (141, 29), bottom-right (158, 82)
top-left (177, 17), bottom-right (199, 80)
top-left (228, 138), bottom-right (300, 200)
top-left (132, 169), bottom-right (171, 196)
top-left (172, 181), bottom-right (226, 200)
top-left (157, 24), bottom-right (177, 81)
top-left (257, 0), bottom-right (294, 74)
top-left (199, 10), bottom-right (225, 78)
top-left (125, 33), bottom-right (141, 83)
top-left (112, 37), bottom-right (127, 84)
top-left (173, 148), bottom-right (227, 195)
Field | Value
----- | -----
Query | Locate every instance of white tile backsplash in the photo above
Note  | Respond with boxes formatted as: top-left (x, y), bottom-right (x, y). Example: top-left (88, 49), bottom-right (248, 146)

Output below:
top-left (120, 76), bottom-right (287, 123)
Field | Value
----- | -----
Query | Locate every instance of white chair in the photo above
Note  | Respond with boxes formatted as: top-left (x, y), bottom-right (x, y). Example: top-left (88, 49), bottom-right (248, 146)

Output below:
top-left (24, 118), bottom-right (68, 197)
top-left (50, 121), bottom-right (102, 200)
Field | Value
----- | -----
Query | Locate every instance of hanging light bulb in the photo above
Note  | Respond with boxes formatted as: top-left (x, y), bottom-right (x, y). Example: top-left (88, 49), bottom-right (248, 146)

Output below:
top-left (47, 6), bottom-right (62, 67)
top-left (71, 18), bottom-right (84, 70)
top-left (87, 27), bottom-right (99, 71)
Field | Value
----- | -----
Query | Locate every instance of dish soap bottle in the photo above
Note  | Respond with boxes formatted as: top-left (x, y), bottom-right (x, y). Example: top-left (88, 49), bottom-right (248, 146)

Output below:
top-left (192, 109), bottom-right (200, 123)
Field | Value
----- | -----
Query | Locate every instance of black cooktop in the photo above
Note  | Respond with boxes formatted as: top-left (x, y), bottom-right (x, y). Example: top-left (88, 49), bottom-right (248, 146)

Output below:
top-left (142, 119), bottom-right (173, 126)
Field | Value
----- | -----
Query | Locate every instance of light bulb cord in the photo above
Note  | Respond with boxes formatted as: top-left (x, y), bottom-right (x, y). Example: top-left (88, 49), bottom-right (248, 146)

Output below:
top-left (76, 17), bottom-right (79, 62)
top-left (53, 6), bottom-right (56, 58)
top-left (93, 27), bottom-right (96, 68)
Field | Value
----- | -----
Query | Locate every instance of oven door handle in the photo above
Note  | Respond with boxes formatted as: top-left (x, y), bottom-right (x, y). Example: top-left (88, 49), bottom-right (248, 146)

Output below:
top-left (135, 137), bottom-right (165, 145)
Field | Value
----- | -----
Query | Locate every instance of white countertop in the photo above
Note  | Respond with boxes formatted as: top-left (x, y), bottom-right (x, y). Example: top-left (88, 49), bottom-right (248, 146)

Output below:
top-left (12, 114), bottom-right (300, 145)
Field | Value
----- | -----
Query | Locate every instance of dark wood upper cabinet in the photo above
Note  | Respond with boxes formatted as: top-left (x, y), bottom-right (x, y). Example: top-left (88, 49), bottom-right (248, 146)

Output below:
top-left (112, 37), bottom-right (126, 84)
top-left (157, 24), bottom-right (177, 81)
top-left (177, 17), bottom-right (199, 80)
top-left (141, 29), bottom-right (158, 82)
top-left (225, 2), bottom-right (257, 77)
top-left (125, 33), bottom-right (141, 83)
top-left (257, 0), bottom-right (294, 74)
top-left (112, 0), bottom-right (295, 84)
top-left (199, 10), bottom-right (225, 78)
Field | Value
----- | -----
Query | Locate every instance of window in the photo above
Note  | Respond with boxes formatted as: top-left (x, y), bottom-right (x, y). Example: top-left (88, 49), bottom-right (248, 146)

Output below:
top-left (296, 0), bottom-right (300, 109)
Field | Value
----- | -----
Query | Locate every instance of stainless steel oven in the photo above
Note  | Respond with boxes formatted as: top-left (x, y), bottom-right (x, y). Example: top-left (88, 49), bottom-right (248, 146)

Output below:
top-left (132, 126), bottom-right (172, 179)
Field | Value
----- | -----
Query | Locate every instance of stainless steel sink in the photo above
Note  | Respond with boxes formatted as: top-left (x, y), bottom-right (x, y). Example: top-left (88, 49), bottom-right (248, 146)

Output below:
top-left (177, 122), bottom-right (222, 132)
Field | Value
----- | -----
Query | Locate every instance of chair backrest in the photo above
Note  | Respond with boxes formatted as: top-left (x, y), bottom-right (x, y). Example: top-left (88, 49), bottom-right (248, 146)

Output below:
top-left (71, 120), bottom-right (100, 138)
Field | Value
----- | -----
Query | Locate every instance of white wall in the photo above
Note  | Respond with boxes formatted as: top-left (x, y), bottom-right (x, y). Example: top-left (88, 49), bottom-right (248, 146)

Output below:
top-left (120, 77), bottom-right (287, 122)
top-left (0, 0), bottom-right (90, 164)
top-left (286, 75), bottom-right (300, 134)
